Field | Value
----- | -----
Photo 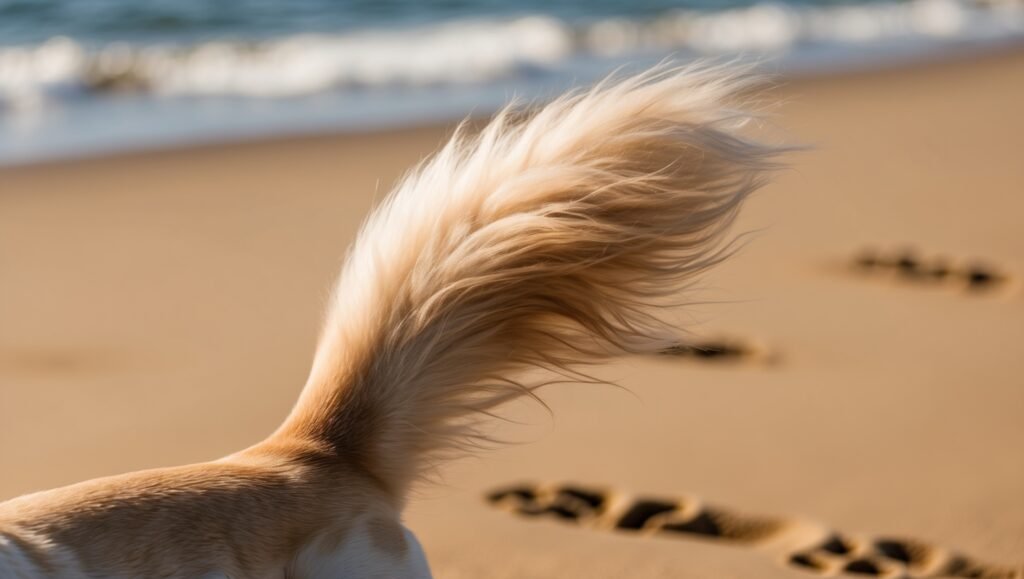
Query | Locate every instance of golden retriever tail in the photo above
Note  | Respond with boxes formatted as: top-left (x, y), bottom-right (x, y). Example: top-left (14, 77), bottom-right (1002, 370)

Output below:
top-left (276, 65), bottom-right (787, 498)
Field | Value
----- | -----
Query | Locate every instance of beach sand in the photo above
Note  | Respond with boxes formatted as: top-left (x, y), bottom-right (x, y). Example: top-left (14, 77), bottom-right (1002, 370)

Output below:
top-left (2, 50), bottom-right (1023, 577)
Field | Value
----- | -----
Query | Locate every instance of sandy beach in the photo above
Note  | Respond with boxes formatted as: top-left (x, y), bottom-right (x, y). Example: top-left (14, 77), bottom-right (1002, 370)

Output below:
top-left (2, 50), bottom-right (1023, 577)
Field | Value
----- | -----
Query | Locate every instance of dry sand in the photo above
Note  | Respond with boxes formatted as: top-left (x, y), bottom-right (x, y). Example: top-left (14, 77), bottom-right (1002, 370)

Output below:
top-left (2, 50), bottom-right (1023, 578)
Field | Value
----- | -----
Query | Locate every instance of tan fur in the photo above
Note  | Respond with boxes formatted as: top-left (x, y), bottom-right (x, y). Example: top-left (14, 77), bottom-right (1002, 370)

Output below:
top-left (0, 64), bottom-right (786, 578)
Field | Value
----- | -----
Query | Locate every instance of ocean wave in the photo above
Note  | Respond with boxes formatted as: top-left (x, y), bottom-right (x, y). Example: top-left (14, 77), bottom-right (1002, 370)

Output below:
top-left (1, 0), bottom-right (1023, 112)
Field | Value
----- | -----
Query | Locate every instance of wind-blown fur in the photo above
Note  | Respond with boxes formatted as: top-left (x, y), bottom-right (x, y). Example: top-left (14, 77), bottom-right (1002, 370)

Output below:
top-left (277, 65), bottom-right (784, 495)
top-left (0, 65), bottom-right (785, 577)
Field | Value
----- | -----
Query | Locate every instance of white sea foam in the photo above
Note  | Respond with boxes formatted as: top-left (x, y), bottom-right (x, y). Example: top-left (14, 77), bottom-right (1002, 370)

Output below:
top-left (0, 16), bottom-right (574, 111)
top-left (1, 0), bottom-right (1022, 113)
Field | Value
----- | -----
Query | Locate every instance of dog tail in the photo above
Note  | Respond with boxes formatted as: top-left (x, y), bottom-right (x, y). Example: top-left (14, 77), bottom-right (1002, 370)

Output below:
top-left (277, 65), bottom-right (786, 497)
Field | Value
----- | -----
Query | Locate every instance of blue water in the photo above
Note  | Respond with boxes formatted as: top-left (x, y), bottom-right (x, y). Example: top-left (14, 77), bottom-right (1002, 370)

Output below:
top-left (1, 0), bottom-right (1022, 163)
top-left (1, 0), bottom-right (909, 45)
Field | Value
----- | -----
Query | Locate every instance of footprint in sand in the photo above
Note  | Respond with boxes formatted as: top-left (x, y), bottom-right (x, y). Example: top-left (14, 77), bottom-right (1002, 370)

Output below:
top-left (656, 339), bottom-right (764, 364)
top-left (0, 348), bottom-right (118, 378)
top-left (850, 247), bottom-right (1009, 295)
top-left (487, 482), bottom-right (1023, 578)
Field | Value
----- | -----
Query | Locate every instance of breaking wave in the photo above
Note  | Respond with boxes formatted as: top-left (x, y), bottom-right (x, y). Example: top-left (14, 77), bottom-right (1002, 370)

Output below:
top-left (2, 0), bottom-right (1023, 113)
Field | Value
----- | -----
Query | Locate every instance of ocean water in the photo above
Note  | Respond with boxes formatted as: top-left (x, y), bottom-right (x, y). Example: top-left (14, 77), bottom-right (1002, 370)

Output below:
top-left (1, 0), bottom-right (1022, 163)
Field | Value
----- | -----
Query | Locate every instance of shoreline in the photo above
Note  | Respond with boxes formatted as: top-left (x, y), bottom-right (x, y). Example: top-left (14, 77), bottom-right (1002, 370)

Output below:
top-left (3, 39), bottom-right (1024, 169)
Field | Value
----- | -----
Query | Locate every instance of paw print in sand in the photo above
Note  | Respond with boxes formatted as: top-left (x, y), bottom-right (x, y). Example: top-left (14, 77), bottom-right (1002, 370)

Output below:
top-left (488, 482), bottom-right (1023, 578)
top-left (851, 247), bottom-right (1009, 295)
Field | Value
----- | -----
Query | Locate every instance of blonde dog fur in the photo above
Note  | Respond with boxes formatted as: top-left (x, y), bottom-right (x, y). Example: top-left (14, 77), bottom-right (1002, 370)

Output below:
top-left (0, 65), bottom-right (784, 578)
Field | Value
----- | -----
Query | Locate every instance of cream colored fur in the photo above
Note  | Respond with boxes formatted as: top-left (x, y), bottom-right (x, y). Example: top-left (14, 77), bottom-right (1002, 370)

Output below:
top-left (0, 65), bottom-right (785, 578)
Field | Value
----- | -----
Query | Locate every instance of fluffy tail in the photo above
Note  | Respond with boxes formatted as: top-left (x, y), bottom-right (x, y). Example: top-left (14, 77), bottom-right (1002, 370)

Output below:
top-left (277, 65), bottom-right (787, 496)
